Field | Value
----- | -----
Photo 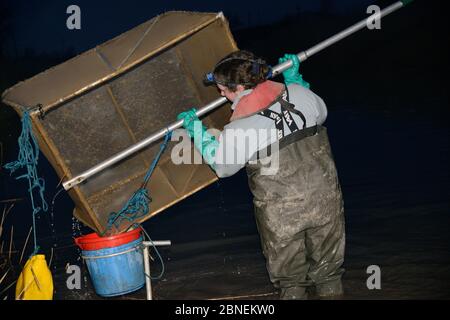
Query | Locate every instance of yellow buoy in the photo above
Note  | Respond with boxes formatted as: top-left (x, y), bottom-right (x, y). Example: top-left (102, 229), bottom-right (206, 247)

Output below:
top-left (15, 254), bottom-right (53, 300)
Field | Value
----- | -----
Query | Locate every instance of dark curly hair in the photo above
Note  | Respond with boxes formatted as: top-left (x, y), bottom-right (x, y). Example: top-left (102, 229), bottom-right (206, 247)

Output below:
top-left (212, 50), bottom-right (271, 91)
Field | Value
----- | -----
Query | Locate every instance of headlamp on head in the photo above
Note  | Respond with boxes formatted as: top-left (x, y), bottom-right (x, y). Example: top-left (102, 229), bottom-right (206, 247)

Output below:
top-left (203, 72), bottom-right (216, 85)
top-left (203, 56), bottom-right (273, 87)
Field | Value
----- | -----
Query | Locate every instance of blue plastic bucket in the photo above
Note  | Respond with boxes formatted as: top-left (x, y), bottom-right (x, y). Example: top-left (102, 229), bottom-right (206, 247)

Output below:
top-left (79, 236), bottom-right (145, 297)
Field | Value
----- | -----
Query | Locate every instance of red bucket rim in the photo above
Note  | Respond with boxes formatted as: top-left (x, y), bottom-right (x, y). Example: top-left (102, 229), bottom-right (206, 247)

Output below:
top-left (74, 228), bottom-right (142, 251)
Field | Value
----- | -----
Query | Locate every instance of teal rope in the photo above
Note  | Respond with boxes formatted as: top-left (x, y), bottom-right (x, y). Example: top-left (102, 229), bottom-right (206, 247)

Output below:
top-left (104, 131), bottom-right (172, 234)
top-left (4, 110), bottom-right (48, 255)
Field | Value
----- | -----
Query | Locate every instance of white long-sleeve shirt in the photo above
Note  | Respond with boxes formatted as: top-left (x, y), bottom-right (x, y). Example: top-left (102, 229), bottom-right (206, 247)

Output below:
top-left (213, 83), bottom-right (328, 178)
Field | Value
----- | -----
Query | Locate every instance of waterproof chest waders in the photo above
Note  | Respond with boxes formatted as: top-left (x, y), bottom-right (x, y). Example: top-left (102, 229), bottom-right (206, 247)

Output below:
top-left (245, 92), bottom-right (345, 299)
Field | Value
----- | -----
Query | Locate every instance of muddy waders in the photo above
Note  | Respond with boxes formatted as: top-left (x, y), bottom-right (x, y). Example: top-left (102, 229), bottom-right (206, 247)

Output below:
top-left (246, 126), bottom-right (345, 299)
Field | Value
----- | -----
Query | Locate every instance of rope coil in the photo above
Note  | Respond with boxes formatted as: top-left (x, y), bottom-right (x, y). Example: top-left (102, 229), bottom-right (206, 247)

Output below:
top-left (104, 131), bottom-right (172, 234)
top-left (4, 109), bottom-right (48, 255)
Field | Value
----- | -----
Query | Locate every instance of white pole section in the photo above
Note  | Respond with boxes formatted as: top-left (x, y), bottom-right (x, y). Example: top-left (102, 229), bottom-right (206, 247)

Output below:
top-left (63, 1), bottom-right (412, 191)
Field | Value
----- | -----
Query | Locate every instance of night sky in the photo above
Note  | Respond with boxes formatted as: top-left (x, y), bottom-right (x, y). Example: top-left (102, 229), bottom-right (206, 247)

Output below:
top-left (3, 0), bottom-right (373, 56)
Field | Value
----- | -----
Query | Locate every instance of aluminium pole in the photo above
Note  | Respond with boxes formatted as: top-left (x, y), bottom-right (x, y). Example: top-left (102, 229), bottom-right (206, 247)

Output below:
top-left (63, 0), bottom-right (413, 191)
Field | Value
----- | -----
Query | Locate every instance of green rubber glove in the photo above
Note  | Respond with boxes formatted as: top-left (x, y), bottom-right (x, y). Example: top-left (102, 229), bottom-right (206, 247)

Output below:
top-left (278, 53), bottom-right (310, 89)
top-left (177, 108), bottom-right (219, 167)
top-left (177, 108), bottom-right (199, 136)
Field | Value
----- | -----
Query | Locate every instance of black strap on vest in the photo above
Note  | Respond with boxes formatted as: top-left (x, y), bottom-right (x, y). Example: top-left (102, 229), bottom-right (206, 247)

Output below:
top-left (253, 125), bottom-right (319, 160)
top-left (280, 89), bottom-right (307, 130)
top-left (258, 108), bottom-right (284, 140)
top-left (252, 87), bottom-right (318, 160)
top-left (258, 89), bottom-right (307, 136)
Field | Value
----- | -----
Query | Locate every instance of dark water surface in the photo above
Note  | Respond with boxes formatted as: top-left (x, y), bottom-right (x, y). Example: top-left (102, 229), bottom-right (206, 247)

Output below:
top-left (41, 102), bottom-right (449, 300)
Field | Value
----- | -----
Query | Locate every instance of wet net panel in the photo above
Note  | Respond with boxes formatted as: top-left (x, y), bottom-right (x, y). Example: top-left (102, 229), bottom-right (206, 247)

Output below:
top-left (2, 12), bottom-right (237, 235)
